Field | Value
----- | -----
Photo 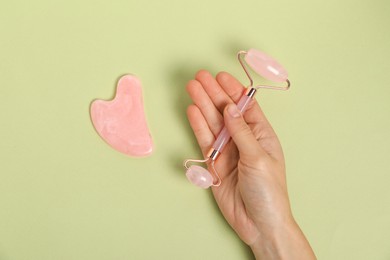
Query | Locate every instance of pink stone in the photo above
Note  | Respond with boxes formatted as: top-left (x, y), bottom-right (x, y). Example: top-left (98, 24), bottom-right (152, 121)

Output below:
top-left (245, 48), bottom-right (288, 82)
top-left (90, 75), bottom-right (153, 157)
top-left (185, 165), bottom-right (213, 189)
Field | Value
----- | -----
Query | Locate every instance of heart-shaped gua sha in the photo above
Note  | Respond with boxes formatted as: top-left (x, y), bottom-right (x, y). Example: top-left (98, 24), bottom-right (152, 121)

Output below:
top-left (90, 75), bottom-right (153, 157)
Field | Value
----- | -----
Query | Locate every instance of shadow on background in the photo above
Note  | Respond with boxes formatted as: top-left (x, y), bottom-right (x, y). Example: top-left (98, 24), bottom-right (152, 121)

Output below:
top-left (167, 58), bottom-right (255, 260)
top-left (166, 63), bottom-right (215, 175)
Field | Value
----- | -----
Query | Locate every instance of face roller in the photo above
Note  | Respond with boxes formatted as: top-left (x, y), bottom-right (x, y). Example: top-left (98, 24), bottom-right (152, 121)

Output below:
top-left (183, 49), bottom-right (290, 189)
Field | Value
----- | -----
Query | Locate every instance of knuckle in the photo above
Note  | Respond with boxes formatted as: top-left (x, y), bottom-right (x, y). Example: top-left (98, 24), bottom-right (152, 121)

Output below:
top-left (232, 122), bottom-right (252, 138)
top-left (186, 79), bottom-right (200, 93)
top-left (186, 104), bottom-right (196, 116)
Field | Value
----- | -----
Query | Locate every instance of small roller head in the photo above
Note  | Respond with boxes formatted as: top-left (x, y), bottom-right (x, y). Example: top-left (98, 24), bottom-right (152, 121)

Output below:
top-left (185, 165), bottom-right (214, 189)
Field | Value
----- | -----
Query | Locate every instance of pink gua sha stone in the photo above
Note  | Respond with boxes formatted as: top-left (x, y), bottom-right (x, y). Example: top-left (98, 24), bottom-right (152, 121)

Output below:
top-left (90, 75), bottom-right (153, 157)
top-left (244, 48), bottom-right (288, 82)
top-left (185, 165), bottom-right (214, 189)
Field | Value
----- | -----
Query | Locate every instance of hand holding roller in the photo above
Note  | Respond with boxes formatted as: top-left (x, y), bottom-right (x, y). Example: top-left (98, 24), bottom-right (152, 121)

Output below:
top-left (184, 49), bottom-right (290, 189)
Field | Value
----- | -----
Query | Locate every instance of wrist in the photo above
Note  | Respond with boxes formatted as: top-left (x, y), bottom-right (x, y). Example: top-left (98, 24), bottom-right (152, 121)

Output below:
top-left (250, 218), bottom-right (316, 260)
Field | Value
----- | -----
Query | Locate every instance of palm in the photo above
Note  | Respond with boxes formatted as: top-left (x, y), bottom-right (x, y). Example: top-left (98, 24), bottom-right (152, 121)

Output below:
top-left (210, 141), bottom-right (261, 245)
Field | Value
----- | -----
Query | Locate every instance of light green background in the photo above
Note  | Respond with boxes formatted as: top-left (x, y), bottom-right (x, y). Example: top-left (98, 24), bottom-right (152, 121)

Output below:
top-left (0, 0), bottom-right (389, 259)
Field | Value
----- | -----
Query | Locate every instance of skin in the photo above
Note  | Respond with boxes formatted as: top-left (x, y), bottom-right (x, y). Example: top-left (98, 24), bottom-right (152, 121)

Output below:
top-left (186, 70), bottom-right (316, 260)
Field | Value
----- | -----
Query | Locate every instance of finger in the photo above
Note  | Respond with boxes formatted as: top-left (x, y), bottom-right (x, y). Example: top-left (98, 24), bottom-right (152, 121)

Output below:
top-left (216, 71), bottom-right (246, 103)
top-left (186, 79), bottom-right (224, 136)
top-left (223, 103), bottom-right (268, 160)
top-left (216, 71), bottom-right (275, 132)
top-left (224, 103), bottom-right (284, 162)
top-left (195, 70), bottom-right (232, 113)
top-left (196, 70), bottom-right (271, 130)
top-left (187, 104), bottom-right (215, 156)
top-left (244, 100), bottom-right (273, 127)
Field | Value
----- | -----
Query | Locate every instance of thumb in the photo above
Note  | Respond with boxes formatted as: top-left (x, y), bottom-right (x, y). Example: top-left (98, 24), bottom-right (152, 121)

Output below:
top-left (224, 103), bottom-right (266, 159)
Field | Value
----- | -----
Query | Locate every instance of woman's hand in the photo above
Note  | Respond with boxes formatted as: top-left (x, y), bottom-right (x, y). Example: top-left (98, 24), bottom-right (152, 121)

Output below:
top-left (186, 70), bottom-right (316, 259)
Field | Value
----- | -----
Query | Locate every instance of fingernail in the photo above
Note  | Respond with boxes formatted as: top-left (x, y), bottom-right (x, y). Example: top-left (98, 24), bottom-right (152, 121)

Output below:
top-left (227, 104), bottom-right (241, 118)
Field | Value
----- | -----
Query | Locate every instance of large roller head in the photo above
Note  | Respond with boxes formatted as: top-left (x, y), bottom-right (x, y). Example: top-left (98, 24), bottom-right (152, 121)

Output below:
top-left (244, 48), bottom-right (288, 83)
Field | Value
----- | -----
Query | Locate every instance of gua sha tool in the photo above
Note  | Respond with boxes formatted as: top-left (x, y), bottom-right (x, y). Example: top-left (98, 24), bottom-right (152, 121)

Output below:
top-left (183, 49), bottom-right (290, 189)
top-left (90, 75), bottom-right (153, 157)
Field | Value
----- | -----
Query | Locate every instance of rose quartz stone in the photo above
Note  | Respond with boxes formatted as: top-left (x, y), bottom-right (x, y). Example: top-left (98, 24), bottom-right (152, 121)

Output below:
top-left (185, 165), bottom-right (213, 189)
top-left (245, 48), bottom-right (288, 82)
top-left (90, 75), bottom-right (153, 157)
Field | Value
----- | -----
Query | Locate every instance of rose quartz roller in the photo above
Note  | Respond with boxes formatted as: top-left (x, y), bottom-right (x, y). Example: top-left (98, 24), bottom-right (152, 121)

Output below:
top-left (184, 49), bottom-right (290, 189)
